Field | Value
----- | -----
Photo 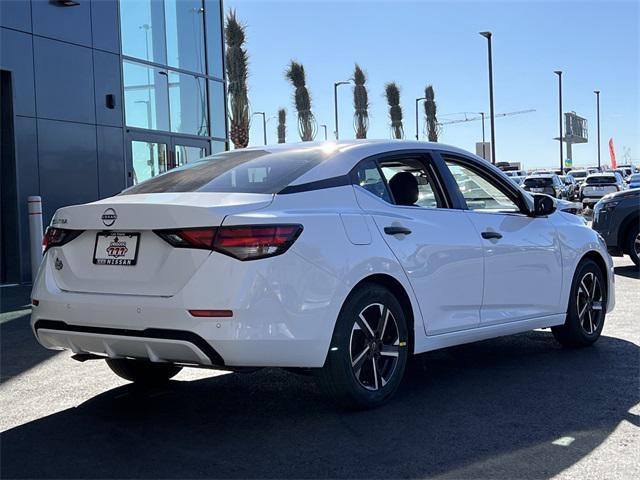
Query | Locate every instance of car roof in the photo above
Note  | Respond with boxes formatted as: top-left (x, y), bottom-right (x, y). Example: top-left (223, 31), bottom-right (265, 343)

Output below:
top-left (239, 139), bottom-right (489, 186)
top-left (525, 174), bottom-right (554, 179)
top-left (587, 173), bottom-right (616, 178)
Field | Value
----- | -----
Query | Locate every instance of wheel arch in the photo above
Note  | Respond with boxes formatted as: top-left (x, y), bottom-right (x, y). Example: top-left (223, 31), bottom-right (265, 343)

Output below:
top-left (617, 213), bottom-right (639, 254)
top-left (347, 273), bottom-right (417, 355)
top-left (578, 250), bottom-right (609, 300)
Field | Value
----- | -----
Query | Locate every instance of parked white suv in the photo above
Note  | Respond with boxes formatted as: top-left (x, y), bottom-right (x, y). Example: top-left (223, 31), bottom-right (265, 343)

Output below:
top-left (580, 172), bottom-right (627, 208)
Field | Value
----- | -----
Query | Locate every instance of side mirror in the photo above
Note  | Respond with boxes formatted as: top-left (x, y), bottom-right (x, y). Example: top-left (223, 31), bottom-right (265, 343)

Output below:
top-left (531, 194), bottom-right (556, 216)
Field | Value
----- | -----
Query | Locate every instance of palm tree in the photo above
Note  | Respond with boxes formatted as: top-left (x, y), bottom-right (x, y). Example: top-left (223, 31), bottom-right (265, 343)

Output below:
top-left (352, 64), bottom-right (369, 139)
top-left (424, 85), bottom-right (439, 142)
top-left (225, 10), bottom-right (250, 148)
top-left (384, 82), bottom-right (404, 139)
top-left (285, 61), bottom-right (316, 141)
top-left (277, 108), bottom-right (286, 144)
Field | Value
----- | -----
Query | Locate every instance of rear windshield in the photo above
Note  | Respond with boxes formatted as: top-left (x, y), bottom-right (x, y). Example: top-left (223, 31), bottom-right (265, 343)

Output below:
top-left (586, 176), bottom-right (616, 185)
top-left (524, 177), bottom-right (553, 187)
top-left (120, 149), bottom-right (327, 195)
top-left (571, 170), bottom-right (587, 178)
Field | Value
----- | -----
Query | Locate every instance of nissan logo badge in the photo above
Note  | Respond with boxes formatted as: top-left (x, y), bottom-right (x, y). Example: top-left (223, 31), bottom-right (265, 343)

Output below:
top-left (101, 208), bottom-right (117, 227)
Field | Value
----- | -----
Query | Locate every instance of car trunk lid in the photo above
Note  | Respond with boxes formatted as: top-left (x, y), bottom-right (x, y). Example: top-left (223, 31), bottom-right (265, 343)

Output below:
top-left (47, 193), bottom-right (273, 296)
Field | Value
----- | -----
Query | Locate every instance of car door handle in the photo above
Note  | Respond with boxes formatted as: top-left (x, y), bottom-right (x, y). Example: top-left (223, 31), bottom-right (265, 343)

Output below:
top-left (481, 231), bottom-right (503, 240)
top-left (384, 226), bottom-right (412, 235)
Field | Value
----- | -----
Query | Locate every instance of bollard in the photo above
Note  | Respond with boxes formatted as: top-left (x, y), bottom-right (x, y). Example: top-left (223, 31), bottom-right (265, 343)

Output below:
top-left (28, 196), bottom-right (44, 282)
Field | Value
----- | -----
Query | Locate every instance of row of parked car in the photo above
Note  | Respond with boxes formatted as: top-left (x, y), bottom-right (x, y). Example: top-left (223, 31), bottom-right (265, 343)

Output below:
top-left (503, 164), bottom-right (639, 267)
top-left (505, 164), bottom-right (640, 208)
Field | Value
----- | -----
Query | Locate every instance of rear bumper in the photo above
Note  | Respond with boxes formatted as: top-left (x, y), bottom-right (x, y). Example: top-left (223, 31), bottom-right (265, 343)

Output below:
top-left (33, 320), bottom-right (224, 366)
top-left (31, 248), bottom-right (343, 368)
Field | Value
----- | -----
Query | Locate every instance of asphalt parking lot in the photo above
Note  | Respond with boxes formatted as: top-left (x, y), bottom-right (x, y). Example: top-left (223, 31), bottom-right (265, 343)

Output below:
top-left (1, 257), bottom-right (638, 479)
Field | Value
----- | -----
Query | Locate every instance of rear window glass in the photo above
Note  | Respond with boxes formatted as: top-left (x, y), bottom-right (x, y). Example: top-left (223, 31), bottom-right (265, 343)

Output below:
top-left (120, 149), bottom-right (327, 195)
top-left (586, 176), bottom-right (616, 185)
top-left (571, 170), bottom-right (587, 178)
top-left (524, 177), bottom-right (553, 187)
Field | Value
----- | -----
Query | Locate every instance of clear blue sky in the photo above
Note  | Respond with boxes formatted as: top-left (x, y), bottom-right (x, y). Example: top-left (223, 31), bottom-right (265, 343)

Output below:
top-left (226, 0), bottom-right (638, 169)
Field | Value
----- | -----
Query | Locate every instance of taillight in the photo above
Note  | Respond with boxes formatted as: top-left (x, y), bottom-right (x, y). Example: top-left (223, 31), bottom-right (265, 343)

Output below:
top-left (154, 227), bottom-right (217, 250)
top-left (214, 225), bottom-right (303, 260)
top-left (154, 224), bottom-right (303, 260)
top-left (42, 228), bottom-right (83, 253)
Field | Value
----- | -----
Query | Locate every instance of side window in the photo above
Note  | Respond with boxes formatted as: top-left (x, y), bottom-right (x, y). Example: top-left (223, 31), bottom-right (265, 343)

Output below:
top-left (378, 158), bottom-right (443, 208)
top-left (352, 160), bottom-right (392, 203)
top-left (444, 159), bottom-right (520, 213)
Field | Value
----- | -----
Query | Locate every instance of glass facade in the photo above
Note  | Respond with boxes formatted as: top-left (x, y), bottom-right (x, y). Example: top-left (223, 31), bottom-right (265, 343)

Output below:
top-left (119, 0), bottom-right (226, 183)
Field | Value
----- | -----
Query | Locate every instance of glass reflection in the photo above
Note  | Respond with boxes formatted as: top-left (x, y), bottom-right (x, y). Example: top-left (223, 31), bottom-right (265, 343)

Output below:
top-left (165, 0), bottom-right (207, 74)
top-left (120, 0), bottom-right (167, 64)
top-left (208, 80), bottom-right (226, 139)
top-left (123, 61), bottom-right (170, 131)
top-left (169, 72), bottom-right (208, 136)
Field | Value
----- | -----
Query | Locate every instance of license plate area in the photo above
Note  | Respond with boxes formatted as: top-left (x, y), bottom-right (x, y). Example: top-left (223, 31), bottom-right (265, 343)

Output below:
top-left (93, 232), bottom-right (140, 266)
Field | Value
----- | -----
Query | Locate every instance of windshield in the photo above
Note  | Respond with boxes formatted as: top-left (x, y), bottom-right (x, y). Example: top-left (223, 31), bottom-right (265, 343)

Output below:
top-left (524, 177), bottom-right (553, 187)
top-left (120, 149), bottom-right (328, 195)
top-left (585, 176), bottom-right (616, 185)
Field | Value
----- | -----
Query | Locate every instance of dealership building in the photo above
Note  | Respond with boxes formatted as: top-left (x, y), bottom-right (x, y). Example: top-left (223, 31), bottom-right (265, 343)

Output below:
top-left (1, 0), bottom-right (227, 287)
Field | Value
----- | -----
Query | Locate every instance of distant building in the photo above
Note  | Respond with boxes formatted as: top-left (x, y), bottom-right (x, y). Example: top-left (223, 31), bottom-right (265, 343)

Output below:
top-left (1, 0), bottom-right (227, 285)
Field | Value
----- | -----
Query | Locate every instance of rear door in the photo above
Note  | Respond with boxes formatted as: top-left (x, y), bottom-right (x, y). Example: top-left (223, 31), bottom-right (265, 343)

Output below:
top-left (440, 154), bottom-right (563, 325)
top-left (352, 152), bottom-right (484, 336)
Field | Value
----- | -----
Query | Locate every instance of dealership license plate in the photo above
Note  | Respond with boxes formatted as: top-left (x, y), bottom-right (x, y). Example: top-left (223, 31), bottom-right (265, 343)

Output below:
top-left (93, 232), bottom-right (140, 266)
top-left (531, 187), bottom-right (544, 192)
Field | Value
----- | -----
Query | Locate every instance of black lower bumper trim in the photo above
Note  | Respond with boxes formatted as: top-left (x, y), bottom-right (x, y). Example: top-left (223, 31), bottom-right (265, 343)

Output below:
top-left (34, 319), bottom-right (225, 366)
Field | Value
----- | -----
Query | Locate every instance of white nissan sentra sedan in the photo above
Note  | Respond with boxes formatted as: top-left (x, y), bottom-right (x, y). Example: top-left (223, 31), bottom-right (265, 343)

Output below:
top-left (31, 141), bottom-right (615, 408)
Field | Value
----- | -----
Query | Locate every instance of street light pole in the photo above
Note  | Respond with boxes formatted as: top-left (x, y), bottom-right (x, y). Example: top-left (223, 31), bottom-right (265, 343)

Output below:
top-left (554, 71), bottom-right (563, 174)
top-left (320, 124), bottom-right (328, 140)
top-left (253, 111), bottom-right (266, 145)
top-left (594, 90), bottom-right (601, 170)
top-left (333, 81), bottom-right (350, 140)
top-left (415, 97), bottom-right (426, 140)
top-left (480, 31), bottom-right (496, 164)
top-left (478, 111), bottom-right (486, 160)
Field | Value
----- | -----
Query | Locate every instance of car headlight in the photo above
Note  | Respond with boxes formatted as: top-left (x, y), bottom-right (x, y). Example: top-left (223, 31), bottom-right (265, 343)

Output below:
top-left (596, 199), bottom-right (620, 213)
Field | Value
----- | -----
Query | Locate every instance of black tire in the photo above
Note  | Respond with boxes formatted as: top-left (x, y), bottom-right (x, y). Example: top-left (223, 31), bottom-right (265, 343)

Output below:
top-left (552, 259), bottom-right (607, 348)
top-left (316, 283), bottom-right (409, 409)
top-left (106, 358), bottom-right (182, 384)
top-left (625, 224), bottom-right (640, 266)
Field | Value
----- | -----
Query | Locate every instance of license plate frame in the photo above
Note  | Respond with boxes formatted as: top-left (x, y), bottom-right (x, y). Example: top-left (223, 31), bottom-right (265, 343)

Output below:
top-left (93, 232), bottom-right (140, 266)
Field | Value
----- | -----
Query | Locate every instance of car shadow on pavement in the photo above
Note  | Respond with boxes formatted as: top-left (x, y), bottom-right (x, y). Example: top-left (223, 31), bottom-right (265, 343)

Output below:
top-left (1, 312), bottom-right (60, 384)
top-left (614, 264), bottom-right (640, 279)
top-left (2, 331), bottom-right (638, 479)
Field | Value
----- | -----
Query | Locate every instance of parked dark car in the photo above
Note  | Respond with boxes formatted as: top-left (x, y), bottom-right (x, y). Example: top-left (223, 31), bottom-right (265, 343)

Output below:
top-left (580, 172), bottom-right (627, 209)
top-left (592, 189), bottom-right (640, 266)
top-left (560, 174), bottom-right (579, 200)
top-left (522, 174), bottom-right (565, 198)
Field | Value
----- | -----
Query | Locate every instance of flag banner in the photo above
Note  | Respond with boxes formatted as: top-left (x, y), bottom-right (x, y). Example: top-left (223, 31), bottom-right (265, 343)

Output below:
top-left (609, 138), bottom-right (617, 169)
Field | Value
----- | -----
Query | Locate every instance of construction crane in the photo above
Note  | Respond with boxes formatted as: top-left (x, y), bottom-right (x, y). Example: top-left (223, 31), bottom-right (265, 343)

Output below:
top-left (437, 109), bottom-right (536, 126)
top-left (436, 109), bottom-right (536, 159)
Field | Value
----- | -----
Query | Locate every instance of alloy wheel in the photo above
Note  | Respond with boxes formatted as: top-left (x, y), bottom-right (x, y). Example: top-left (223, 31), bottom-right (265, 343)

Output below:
top-left (349, 303), bottom-right (400, 391)
top-left (635, 232), bottom-right (640, 258)
top-left (576, 272), bottom-right (604, 335)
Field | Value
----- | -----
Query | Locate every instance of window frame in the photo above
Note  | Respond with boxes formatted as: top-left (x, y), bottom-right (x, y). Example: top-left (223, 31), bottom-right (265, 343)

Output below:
top-left (437, 152), bottom-right (529, 215)
top-left (349, 150), bottom-right (451, 210)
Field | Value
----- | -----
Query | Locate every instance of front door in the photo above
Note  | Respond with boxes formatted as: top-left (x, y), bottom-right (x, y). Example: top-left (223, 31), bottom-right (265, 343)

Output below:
top-left (352, 153), bottom-right (484, 336)
top-left (441, 156), bottom-right (563, 325)
top-left (126, 130), bottom-right (211, 186)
